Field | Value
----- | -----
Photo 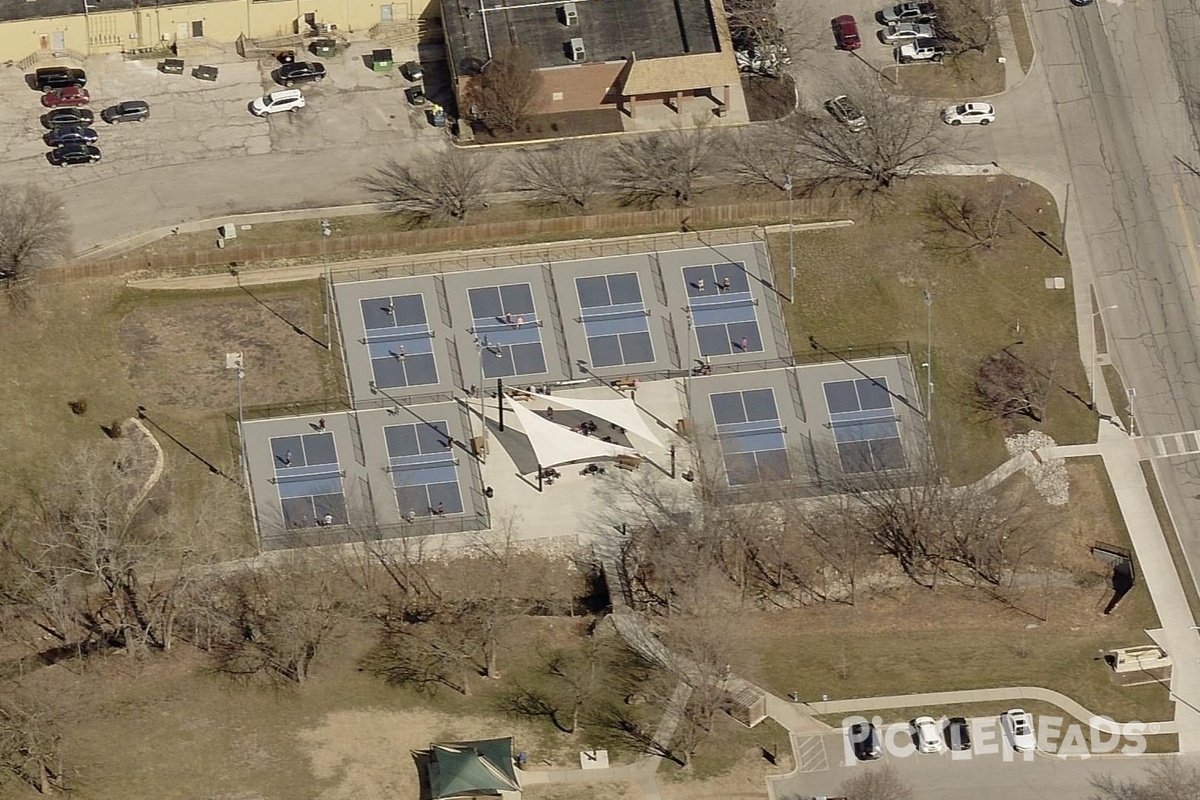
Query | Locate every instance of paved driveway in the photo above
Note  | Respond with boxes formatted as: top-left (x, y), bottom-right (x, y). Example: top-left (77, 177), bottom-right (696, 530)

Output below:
top-left (0, 42), bottom-right (449, 254)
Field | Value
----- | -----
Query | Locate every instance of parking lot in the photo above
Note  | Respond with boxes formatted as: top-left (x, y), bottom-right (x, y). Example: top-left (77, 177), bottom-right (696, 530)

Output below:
top-left (0, 40), bottom-right (451, 252)
top-left (771, 729), bottom-right (1190, 800)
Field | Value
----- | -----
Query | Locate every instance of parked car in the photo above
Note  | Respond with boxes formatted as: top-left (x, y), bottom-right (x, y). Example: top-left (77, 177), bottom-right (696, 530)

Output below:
top-left (913, 716), bottom-right (944, 754)
top-left (34, 66), bottom-right (86, 91)
top-left (824, 95), bottom-right (866, 132)
top-left (101, 100), bottom-right (150, 124)
top-left (277, 61), bottom-right (326, 86)
top-left (945, 717), bottom-right (972, 751)
top-left (49, 144), bottom-right (101, 167)
top-left (896, 37), bottom-right (946, 63)
top-left (942, 101), bottom-right (995, 125)
top-left (42, 86), bottom-right (90, 108)
top-left (250, 88), bottom-right (306, 116)
top-left (44, 126), bottom-right (98, 147)
top-left (880, 22), bottom-right (935, 43)
top-left (848, 722), bottom-right (883, 761)
top-left (42, 108), bottom-right (95, 129)
top-left (401, 60), bottom-right (424, 81)
top-left (1001, 709), bottom-right (1037, 752)
top-left (832, 15), bottom-right (862, 51)
top-left (880, 2), bottom-right (938, 23)
top-left (1070, 0), bottom-right (1094, 5)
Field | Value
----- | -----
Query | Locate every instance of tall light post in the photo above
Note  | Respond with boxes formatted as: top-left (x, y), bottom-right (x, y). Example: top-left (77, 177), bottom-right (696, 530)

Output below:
top-left (321, 219), bottom-right (332, 349)
top-left (1091, 304), bottom-right (1119, 409)
top-left (784, 175), bottom-right (795, 304)
top-left (474, 334), bottom-right (502, 459)
top-left (923, 289), bottom-right (933, 424)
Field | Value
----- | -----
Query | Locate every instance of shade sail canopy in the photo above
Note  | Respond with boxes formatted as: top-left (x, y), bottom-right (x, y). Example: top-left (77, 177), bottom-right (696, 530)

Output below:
top-left (428, 737), bottom-right (520, 799)
top-left (523, 391), bottom-right (662, 448)
top-left (507, 398), bottom-right (639, 470)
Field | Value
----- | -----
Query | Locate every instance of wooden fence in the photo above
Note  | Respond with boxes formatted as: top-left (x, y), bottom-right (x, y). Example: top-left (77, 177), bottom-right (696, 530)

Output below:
top-left (47, 197), bottom-right (854, 283)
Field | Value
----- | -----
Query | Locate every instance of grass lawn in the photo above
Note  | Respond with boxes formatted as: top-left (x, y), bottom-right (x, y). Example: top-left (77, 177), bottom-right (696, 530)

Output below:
top-left (0, 278), bottom-right (338, 556)
top-left (1004, 0), bottom-right (1036, 73)
top-left (9, 618), bottom-right (702, 800)
top-left (744, 459), bottom-right (1170, 725)
top-left (774, 175), bottom-right (1094, 481)
top-left (884, 43), bottom-right (1006, 99)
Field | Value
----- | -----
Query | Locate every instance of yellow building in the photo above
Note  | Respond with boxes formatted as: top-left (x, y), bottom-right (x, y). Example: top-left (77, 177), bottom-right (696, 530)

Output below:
top-left (0, 0), bottom-right (438, 65)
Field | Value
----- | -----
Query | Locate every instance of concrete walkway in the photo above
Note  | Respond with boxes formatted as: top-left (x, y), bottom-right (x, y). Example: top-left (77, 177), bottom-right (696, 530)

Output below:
top-left (995, 10), bottom-right (1027, 92)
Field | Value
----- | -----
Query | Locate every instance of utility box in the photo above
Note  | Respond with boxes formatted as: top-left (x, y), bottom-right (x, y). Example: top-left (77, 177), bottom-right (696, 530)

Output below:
top-left (568, 37), bottom-right (585, 61)
top-left (218, 223), bottom-right (237, 240)
top-left (560, 3), bottom-right (578, 25)
top-left (1109, 645), bottom-right (1171, 673)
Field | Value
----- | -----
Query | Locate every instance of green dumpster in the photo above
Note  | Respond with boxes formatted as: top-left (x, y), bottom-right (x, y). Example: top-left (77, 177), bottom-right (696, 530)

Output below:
top-left (371, 48), bottom-right (394, 72)
top-left (312, 37), bottom-right (336, 57)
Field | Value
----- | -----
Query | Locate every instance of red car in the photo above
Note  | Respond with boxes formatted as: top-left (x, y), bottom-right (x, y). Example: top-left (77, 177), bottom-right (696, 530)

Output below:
top-left (42, 86), bottom-right (90, 108)
top-left (832, 15), bottom-right (862, 51)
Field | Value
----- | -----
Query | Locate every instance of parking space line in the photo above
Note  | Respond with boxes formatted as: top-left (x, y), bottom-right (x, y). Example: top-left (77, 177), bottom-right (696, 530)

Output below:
top-left (791, 733), bottom-right (831, 773)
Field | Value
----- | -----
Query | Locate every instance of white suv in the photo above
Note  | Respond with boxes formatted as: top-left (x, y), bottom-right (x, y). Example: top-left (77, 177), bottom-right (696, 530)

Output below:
top-left (897, 38), bottom-right (946, 63)
top-left (251, 88), bottom-right (306, 116)
top-left (942, 102), bottom-right (995, 125)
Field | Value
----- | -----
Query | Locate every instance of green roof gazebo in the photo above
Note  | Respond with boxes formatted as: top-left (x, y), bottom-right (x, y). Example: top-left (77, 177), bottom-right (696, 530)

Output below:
top-left (427, 738), bottom-right (520, 799)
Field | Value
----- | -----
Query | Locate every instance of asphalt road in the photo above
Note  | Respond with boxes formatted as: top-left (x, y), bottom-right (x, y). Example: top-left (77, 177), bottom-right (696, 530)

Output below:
top-left (1023, 1), bottom-right (1200, 605)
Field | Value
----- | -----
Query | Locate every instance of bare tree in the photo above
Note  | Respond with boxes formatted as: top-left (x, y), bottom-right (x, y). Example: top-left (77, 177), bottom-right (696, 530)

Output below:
top-left (724, 124), bottom-right (807, 190)
top-left (922, 184), bottom-right (1012, 252)
top-left (508, 143), bottom-right (610, 213)
top-left (975, 349), bottom-right (1050, 424)
top-left (841, 764), bottom-right (914, 800)
top-left (366, 603), bottom-right (483, 695)
top-left (192, 558), bottom-right (347, 685)
top-left (609, 122), bottom-right (723, 207)
top-left (0, 184), bottom-right (70, 289)
top-left (0, 698), bottom-right (65, 794)
top-left (464, 45), bottom-right (545, 134)
top-left (787, 80), bottom-right (951, 191)
top-left (1090, 758), bottom-right (1200, 800)
top-left (822, 442), bottom-right (1040, 589)
top-left (0, 442), bottom-right (209, 657)
top-left (935, 0), bottom-right (1003, 55)
top-left (361, 148), bottom-right (494, 223)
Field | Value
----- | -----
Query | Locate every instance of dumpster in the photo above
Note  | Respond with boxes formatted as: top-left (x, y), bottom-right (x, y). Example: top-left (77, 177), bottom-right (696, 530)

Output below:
top-left (406, 85), bottom-right (427, 106)
top-left (311, 37), bottom-right (337, 57)
top-left (428, 102), bottom-right (447, 127)
top-left (371, 48), bottom-right (394, 72)
top-left (159, 58), bottom-right (184, 75)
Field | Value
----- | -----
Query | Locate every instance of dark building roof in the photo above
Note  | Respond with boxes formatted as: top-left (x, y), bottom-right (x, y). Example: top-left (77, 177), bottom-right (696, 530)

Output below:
top-left (441, 0), bottom-right (720, 74)
top-left (0, 0), bottom-right (207, 24)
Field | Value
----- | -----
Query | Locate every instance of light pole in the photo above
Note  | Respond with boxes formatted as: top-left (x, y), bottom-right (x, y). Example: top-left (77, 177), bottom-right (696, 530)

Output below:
top-left (474, 334), bottom-right (502, 459)
top-left (321, 219), bottom-right (332, 349)
top-left (784, 175), bottom-right (795, 304)
top-left (924, 289), bottom-right (933, 424)
top-left (1091, 304), bottom-right (1119, 409)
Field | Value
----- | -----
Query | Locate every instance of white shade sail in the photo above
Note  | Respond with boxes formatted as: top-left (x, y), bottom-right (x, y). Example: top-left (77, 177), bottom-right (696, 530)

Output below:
top-left (506, 399), bottom-right (639, 470)
top-left (522, 391), bottom-right (663, 447)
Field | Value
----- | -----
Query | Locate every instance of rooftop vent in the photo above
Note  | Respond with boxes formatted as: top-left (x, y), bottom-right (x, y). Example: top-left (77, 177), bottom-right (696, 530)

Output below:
top-left (559, 3), bottom-right (578, 25)
top-left (568, 37), bottom-right (585, 61)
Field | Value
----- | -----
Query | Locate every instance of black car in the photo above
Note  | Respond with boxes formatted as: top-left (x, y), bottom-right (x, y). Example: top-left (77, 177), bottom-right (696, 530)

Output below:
top-left (277, 61), bottom-right (326, 86)
top-left (945, 717), bottom-right (972, 751)
top-left (34, 66), bottom-right (86, 91)
top-left (49, 144), bottom-right (101, 167)
top-left (101, 100), bottom-right (150, 124)
top-left (43, 108), bottom-right (95, 129)
top-left (849, 722), bottom-right (883, 761)
top-left (45, 126), bottom-right (98, 147)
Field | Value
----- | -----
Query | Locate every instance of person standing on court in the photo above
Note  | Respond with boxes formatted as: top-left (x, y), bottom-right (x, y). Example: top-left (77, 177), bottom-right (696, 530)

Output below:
top-left (697, 277), bottom-right (706, 293)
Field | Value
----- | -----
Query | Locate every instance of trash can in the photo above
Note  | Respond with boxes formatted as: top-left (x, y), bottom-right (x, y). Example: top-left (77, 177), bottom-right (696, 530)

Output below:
top-left (372, 48), bottom-right (394, 72)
